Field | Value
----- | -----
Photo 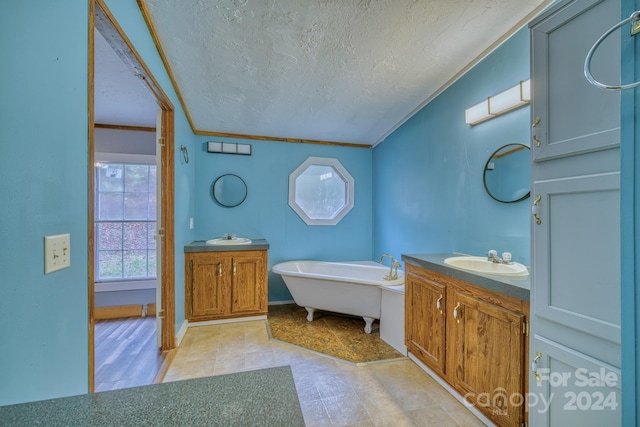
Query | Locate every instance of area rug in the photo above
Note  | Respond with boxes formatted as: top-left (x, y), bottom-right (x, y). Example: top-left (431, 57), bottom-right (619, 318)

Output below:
top-left (267, 304), bottom-right (404, 364)
top-left (0, 366), bottom-right (304, 427)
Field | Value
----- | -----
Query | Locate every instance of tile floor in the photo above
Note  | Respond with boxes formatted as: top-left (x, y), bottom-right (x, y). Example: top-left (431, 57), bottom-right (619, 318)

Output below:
top-left (163, 320), bottom-right (487, 427)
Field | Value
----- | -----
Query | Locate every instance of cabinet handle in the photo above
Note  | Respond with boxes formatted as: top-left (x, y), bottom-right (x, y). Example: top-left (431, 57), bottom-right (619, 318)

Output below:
top-left (532, 116), bottom-right (541, 128)
top-left (436, 294), bottom-right (443, 313)
top-left (532, 135), bottom-right (541, 147)
top-left (218, 264), bottom-right (222, 277)
top-left (532, 194), bottom-right (542, 225)
top-left (453, 302), bottom-right (461, 323)
top-left (532, 351), bottom-right (542, 382)
top-left (532, 117), bottom-right (541, 146)
top-left (233, 262), bottom-right (237, 276)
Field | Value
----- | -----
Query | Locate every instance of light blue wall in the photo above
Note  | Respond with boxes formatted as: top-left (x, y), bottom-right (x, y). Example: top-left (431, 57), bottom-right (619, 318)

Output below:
top-left (193, 138), bottom-right (373, 302)
top-left (0, 0), bottom-right (196, 405)
top-left (373, 28), bottom-right (532, 266)
top-left (0, 0), bottom-right (90, 405)
top-left (103, 0), bottom-right (196, 333)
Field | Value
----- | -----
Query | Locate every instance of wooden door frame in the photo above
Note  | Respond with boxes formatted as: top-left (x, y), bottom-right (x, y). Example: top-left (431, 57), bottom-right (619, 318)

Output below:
top-left (88, 0), bottom-right (176, 393)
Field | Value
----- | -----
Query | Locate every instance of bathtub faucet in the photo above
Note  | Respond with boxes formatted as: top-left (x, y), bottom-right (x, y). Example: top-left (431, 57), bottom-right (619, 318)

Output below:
top-left (379, 254), bottom-right (400, 280)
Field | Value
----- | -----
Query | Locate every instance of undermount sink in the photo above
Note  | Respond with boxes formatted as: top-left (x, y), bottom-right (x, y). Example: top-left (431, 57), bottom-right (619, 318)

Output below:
top-left (444, 256), bottom-right (529, 277)
top-left (206, 237), bottom-right (252, 245)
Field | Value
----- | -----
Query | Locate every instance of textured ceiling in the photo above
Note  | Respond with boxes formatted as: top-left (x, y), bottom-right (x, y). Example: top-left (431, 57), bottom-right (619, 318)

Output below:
top-left (96, 0), bottom-right (551, 145)
top-left (94, 29), bottom-right (158, 128)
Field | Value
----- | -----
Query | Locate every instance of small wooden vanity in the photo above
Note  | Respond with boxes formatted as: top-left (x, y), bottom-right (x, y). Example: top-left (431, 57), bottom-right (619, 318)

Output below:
top-left (184, 240), bottom-right (269, 322)
top-left (402, 254), bottom-right (529, 427)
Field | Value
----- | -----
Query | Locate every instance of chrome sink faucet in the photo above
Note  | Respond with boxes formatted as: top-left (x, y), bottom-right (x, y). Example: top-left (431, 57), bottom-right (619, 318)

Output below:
top-left (487, 250), bottom-right (513, 264)
top-left (379, 253), bottom-right (401, 280)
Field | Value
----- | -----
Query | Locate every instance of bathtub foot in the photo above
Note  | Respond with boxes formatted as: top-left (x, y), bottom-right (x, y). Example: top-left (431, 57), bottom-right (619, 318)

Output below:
top-left (363, 317), bottom-right (374, 334)
top-left (305, 307), bottom-right (315, 322)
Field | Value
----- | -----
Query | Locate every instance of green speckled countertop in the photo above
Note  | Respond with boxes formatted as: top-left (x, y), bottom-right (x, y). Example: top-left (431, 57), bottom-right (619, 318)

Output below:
top-left (0, 366), bottom-right (304, 427)
top-left (401, 253), bottom-right (530, 301)
top-left (185, 238), bottom-right (269, 252)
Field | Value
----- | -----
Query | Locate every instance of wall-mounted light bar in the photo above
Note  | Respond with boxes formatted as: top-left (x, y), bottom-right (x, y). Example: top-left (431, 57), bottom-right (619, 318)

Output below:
top-left (465, 79), bottom-right (531, 126)
top-left (207, 141), bottom-right (252, 155)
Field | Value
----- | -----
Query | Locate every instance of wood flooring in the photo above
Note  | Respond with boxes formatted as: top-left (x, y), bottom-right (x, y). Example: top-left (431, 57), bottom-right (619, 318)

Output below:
top-left (94, 316), bottom-right (165, 392)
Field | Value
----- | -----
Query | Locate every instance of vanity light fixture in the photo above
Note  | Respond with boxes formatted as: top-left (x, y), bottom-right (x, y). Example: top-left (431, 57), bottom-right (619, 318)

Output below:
top-left (465, 79), bottom-right (531, 126)
top-left (207, 141), bottom-right (252, 156)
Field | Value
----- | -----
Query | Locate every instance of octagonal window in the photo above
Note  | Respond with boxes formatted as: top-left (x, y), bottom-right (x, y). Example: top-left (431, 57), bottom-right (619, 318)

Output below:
top-left (288, 157), bottom-right (355, 225)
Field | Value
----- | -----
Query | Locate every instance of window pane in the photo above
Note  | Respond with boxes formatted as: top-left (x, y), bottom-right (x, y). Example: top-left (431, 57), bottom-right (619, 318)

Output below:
top-left (124, 250), bottom-right (147, 278)
top-left (95, 161), bottom-right (157, 281)
top-left (98, 193), bottom-right (123, 220)
top-left (98, 164), bottom-right (124, 192)
top-left (148, 250), bottom-right (156, 276)
top-left (97, 222), bottom-right (122, 250)
top-left (98, 250), bottom-right (123, 279)
top-left (148, 192), bottom-right (156, 219)
top-left (295, 165), bottom-right (347, 219)
top-left (125, 165), bottom-right (149, 192)
top-left (123, 222), bottom-right (147, 249)
top-left (149, 165), bottom-right (157, 193)
top-left (124, 193), bottom-right (150, 220)
top-left (148, 222), bottom-right (156, 250)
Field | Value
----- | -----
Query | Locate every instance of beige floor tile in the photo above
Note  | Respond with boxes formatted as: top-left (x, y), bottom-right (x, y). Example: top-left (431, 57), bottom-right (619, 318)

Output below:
top-left (300, 399), bottom-right (333, 427)
top-left (323, 393), bottom-right (371, 426)
top-left (371, 413), bottom-right (416, 427)
top-left (406, 405), bottom-right (461, 427)
top-left (356, 386), bottom-right (405, 420)
top-left (162, 319), bottom-right (491, 427)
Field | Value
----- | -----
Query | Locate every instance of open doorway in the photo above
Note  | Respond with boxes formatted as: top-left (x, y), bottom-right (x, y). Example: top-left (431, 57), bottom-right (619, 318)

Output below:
top-left (89, 0), bottom-right (175, 393)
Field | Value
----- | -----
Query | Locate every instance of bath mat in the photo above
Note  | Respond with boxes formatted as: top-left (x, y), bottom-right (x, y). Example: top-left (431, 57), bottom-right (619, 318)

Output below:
top-left (267, 304), bottom-right (404, 364)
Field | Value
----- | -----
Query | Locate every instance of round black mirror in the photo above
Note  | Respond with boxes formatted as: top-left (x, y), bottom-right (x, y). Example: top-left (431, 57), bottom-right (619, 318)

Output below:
top-left (483, 143), bottom-right (530, 203)
top-left (212, 174), bottom-right (247, 207)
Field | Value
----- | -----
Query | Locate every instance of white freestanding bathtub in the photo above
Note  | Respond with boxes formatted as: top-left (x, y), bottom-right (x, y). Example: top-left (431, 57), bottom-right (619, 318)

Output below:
top-left (271, 260), bottom-right (404, 333)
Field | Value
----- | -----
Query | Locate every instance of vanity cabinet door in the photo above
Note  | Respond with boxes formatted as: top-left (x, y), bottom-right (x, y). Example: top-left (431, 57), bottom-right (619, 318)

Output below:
top-left (186, 252), bottom-right (230, 320)
top-left (450, 289), bottom-right (525, 427)
top-left (230, 253), bottom-right (268, 315)
top-left (405, 269), bottom-right (446, 377)
top-left (185, 250), bottom-right (268, 321)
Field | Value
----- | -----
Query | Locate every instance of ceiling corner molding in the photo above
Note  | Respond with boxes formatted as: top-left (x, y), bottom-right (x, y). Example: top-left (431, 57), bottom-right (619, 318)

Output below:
top-left (136, 0), bottom-right (196, 132)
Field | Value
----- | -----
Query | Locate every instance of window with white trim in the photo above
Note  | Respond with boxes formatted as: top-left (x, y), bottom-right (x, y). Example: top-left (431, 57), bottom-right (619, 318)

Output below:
top-left (94, 158), bottom-right (156, 282)
top-left (288, 157), bottom-right (355, 225)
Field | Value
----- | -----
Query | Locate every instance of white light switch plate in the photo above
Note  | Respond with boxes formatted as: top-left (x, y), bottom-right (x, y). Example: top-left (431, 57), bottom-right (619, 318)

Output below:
top-left (44, 233), bottom-right (70, 274)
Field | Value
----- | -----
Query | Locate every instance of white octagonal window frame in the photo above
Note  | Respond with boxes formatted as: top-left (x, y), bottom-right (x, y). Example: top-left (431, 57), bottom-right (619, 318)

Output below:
top-left (288, 157), bottom-right (355, 226)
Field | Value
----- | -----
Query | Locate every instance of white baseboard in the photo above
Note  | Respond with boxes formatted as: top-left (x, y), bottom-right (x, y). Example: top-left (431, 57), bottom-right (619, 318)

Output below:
top-left (408, 352), bottom-right (496, 427)
top-left (175, 319), bottom-right (189, 347)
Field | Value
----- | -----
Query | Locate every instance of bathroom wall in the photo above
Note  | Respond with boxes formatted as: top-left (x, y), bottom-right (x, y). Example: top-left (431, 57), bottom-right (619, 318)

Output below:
top-left (373, 28), bottom-right (532, 266)
top-left (193, 138), bottom-right (373, 302)
top-left (0, 0), bottom-right (91, 405)
top-left (0, 0), bottom-right (196, 406)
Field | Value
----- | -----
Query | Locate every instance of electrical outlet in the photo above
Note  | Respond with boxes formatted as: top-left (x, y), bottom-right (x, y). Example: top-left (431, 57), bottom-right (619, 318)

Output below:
top-left (44, 233), bottom-right (70, 274)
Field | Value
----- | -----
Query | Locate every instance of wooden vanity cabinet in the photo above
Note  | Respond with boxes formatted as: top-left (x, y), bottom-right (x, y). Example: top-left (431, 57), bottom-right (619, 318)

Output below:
top-left (185, 250), bottom-right (268, 321)
top-left (405, 263), bottom-right (529, 427)
top-left (405, 269), bottom-right (447, 377)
